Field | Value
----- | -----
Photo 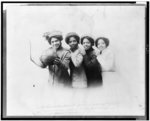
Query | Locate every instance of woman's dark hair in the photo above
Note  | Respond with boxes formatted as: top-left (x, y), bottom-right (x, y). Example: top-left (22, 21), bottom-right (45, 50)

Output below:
top-left (65, 32), bottom-right (80, 44)
top-left (95, 37), bottom-right (109, 47)
top-left (81, 36), bottom-right (94, 46)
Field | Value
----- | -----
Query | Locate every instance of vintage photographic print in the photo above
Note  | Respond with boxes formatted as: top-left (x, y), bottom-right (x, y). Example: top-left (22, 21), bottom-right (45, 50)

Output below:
top-left (2, 2), bottom-right (147, 119)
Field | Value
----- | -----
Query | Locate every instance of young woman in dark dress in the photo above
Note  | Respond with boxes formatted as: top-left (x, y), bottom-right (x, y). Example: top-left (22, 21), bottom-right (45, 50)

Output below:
top-left (81, 35), bottom-right (103, 87)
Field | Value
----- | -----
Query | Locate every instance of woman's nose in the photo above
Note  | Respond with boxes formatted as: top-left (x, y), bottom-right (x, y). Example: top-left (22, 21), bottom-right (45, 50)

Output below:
top-left (54, 42), bottom-right (58, 44)
top-left (71, 42), bottom-right (76, 45)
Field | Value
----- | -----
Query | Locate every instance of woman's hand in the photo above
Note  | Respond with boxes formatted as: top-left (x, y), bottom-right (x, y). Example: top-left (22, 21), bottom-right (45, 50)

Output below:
top-left (53, 57), bottom-right (62, 66)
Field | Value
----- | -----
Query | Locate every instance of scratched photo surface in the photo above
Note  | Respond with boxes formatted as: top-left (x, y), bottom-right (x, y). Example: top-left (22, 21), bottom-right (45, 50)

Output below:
top-left (5, 4), bottom-right (145, 116)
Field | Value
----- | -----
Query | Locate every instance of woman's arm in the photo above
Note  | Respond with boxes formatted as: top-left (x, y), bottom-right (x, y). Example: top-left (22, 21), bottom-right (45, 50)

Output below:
top-left (53, 51), bottom-right (71, 70)
top-left (29, 40), bottom-right (47, 68)
top-left (70, 50), bottom-right (83, 67)
top-left (83, 54), bottom-right (98, 68)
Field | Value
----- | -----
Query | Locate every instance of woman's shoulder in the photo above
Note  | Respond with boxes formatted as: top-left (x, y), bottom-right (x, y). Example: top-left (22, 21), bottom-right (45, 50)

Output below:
top-left (61, 47), bottom-right (71, 57)
top-left (103, 47), bottom-right (114, 56)
top-left (61, 46), bottom-right (70, 52)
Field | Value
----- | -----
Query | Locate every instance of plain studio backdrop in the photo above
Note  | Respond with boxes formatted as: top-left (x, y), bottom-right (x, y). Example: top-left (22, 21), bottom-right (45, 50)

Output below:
top-left (6, 4), bottom-right (145, 116)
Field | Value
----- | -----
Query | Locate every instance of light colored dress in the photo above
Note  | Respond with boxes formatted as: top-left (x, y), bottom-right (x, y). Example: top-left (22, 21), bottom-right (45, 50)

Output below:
top-left (69, 46), bottom-right (87, 88)
top-left (97, 47), bottom-right (115, 72)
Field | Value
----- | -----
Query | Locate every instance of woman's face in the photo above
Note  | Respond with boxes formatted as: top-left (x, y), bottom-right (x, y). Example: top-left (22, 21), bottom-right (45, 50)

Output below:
top-left (68, 37), bottom-right (78, 51)
top-left (82, 38), bottom-right (92, 50)
top-left (50, 37), bottom-right (61, 50)
top-left (97, 39), bottom-right (107, 51)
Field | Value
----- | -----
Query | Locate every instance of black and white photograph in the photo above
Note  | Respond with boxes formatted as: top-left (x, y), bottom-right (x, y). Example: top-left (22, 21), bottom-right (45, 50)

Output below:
top-left (2, 2), bottom-right (147, 119)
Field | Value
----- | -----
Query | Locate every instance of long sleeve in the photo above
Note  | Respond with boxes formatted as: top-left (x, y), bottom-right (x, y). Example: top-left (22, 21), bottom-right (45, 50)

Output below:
top-left (58, 50), bottom-right (71, 70)
top-left (83, 52), bottom-right (98, 69)
top-left (97, 49), bottom-right (114, 71)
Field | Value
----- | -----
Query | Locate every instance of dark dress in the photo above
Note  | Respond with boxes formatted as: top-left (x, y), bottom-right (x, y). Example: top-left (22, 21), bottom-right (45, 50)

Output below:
top-left (40, 46), bottom-right (71, 87)
top-left (83, 47), bottom-right (102, 87)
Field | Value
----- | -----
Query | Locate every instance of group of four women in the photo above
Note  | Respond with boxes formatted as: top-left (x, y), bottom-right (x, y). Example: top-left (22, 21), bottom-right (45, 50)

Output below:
top-left (32, 31), bottom-right (114, 88)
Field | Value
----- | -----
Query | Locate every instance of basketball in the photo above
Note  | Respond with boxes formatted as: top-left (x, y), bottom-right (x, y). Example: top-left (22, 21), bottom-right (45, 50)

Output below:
top-left (40, 49), bottom-right (57, 65)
